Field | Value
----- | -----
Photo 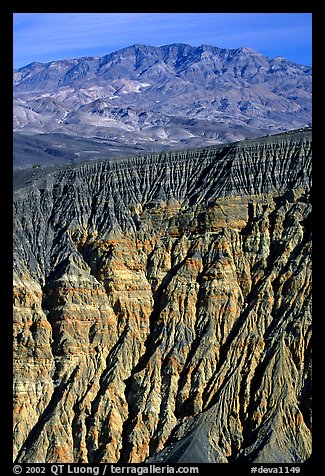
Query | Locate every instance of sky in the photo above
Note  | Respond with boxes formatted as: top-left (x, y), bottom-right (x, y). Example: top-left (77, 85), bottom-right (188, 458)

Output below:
top-left (13, 13), bottom-right (312, 70)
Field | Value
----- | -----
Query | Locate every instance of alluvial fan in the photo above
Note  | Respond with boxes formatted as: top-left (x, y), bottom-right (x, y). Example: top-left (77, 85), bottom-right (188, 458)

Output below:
top-left (13, 128), bottom-right (312, 463)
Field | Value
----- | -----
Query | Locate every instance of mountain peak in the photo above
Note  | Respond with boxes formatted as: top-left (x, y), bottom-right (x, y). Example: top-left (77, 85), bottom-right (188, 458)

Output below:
top-left (236, 46), bottom-right (259, 54)
top-left (13, 42), bottom-right (311, 156)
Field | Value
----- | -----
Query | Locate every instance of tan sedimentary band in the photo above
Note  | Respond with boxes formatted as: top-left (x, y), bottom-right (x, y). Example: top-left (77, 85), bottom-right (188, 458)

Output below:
top-left (13, 131), bottom-right (312, 463)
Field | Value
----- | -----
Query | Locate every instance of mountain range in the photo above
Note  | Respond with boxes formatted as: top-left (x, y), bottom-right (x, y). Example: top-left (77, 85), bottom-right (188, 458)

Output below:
top-left (13, 43), bottom-right (312, 168)
top-left (12, 41), bottom-right (312, 464)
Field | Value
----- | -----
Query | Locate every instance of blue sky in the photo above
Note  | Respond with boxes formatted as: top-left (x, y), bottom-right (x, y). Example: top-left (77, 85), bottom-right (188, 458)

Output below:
top-left (13, 13), bottom-right (312, 69)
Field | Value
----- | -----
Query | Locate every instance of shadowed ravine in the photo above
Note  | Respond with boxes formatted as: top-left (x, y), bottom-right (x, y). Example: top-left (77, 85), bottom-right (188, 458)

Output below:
top-left (13, 129), bottom-right (312, 463)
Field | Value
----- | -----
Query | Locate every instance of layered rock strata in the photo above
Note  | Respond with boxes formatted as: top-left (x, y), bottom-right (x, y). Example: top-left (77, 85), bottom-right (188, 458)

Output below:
top-left (13, 129), bottom-right (312, 463)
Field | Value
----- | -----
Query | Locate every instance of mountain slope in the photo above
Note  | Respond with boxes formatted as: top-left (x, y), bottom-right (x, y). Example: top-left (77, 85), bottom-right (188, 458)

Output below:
top-left (13, 44), bottom-right (312, 165)
top-left (13, 129), bottom-right (312, 463)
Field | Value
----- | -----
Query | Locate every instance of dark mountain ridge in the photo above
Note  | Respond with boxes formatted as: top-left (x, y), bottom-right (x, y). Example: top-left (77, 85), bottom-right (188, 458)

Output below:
top-left (14, 43), bottom-right (311, 90)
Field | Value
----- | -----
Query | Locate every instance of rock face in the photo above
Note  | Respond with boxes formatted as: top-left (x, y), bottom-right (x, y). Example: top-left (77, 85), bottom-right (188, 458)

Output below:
top-left (13, 44), bottom-right (311, 168)
top-left (13, 129), bottom-right (312, 463)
